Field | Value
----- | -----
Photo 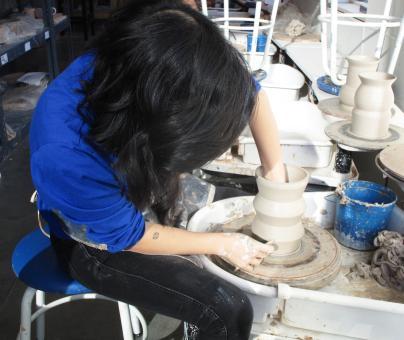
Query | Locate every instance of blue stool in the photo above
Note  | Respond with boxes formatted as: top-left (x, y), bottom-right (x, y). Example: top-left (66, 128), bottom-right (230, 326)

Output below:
top-left (12, 228), bottom-right (148, 340)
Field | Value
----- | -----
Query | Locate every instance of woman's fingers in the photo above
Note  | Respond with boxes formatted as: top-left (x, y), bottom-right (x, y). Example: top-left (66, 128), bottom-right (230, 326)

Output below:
top-left (255, 251), bottom-right (269, 260)
top-left (250, 257), bottom-right (263, 266)
top-left (258, 243), bottom-right (276, 255)
top-left (243, 264), bottom-right (254, 272)
top-left (258, 245), bottom-right (275, 256)
top-left (224, 234), bottom-right (277, 272)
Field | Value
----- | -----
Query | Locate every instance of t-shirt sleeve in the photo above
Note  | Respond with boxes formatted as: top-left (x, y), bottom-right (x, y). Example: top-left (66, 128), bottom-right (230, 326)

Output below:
top-left (31, 143), bottom-right (145, 253)
top-left (253, 77), bottom-right (261, 92)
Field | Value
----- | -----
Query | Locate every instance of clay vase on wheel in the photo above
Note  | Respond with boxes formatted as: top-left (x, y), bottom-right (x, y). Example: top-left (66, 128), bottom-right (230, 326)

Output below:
top-left (339, 55), bottom-right (379, 113)
top-left (350, 72), bottom-right (396, 140)
top-left (252, 165), bottom-right (309, 256)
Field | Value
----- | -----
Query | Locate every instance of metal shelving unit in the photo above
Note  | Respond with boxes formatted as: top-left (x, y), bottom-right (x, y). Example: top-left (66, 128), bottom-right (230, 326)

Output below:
top-left (0, 0), bottom-right (72, 163)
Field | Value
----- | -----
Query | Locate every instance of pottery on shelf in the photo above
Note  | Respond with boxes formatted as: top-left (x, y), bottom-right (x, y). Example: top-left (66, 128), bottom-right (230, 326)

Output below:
top-left (252, 165), bottom-right (309, 256)
top-left (339, 55), bottom-right (379, 113)
top-left (350, 72), bottom-right (396, 140)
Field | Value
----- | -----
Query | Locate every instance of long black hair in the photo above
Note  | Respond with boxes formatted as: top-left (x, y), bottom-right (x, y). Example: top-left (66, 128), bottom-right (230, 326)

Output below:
top-left (80, 0), bottom-right (257, 221)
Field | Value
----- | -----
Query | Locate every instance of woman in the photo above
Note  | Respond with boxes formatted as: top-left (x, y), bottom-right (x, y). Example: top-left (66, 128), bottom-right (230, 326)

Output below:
top-left (30, 1), bottom-right (284, 339)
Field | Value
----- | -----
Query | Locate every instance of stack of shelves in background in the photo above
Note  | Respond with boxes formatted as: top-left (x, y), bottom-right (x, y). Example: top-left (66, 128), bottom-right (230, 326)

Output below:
top-left (0, 0), bottom-right (71, 164)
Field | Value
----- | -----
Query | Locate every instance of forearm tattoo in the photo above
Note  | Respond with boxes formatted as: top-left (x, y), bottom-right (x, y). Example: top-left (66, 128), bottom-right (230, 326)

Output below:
top-left (153, 232), bottom-right (160, 240)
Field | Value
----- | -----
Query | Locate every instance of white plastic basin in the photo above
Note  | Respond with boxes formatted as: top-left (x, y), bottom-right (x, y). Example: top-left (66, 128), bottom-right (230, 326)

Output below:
top-left (260, 63), bottom-right (305, 103)
top-left (239, 101), bottom-right (333, 168)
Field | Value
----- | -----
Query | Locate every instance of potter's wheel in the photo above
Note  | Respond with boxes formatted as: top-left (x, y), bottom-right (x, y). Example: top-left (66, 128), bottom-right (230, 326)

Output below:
top-left (318, 98), bottom-right (401, 122)
top-left (379, 144), bottom-right (404, 181)
top-left (325, 120), bottom-right (404, 151)
top-left (375, 150), bottom-right (404, 191)
top-left (318, 98), bottom-right (352, 120)
top-left (188, 196), bottom-right (341, 290)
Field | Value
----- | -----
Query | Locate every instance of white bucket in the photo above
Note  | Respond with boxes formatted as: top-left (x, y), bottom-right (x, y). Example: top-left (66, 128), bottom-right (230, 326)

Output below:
top-left (260, 64), bottom-right (305, 103)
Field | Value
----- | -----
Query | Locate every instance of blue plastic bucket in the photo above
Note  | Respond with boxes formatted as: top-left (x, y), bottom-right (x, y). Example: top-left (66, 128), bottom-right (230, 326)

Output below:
top-left (247, 34), bottom-right (267, 52)
top-left (334, 180), bottom-right (397, 250)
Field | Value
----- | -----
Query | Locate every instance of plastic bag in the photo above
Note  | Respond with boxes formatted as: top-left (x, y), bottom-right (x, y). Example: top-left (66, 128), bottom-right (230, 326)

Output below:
top-left (2, 84), bottom-right (46, 112)
top-left (17, 72), bottom-right (48, 87)
top-left (274, 3), bottom-right (307, 34)
top-left (0, 14), bottom-right (44, 45)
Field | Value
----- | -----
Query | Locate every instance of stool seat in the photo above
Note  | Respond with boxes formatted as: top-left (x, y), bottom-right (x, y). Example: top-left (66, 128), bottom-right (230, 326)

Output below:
top-left (12, 228), bottom-right (91, 295)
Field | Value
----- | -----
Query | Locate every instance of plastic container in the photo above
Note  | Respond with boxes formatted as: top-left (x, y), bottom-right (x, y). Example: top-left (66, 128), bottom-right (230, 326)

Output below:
top-left (247, 33), bottom-right (267, 52)
top-left (229, 32), bottom-right (277, 70)
top-left (239, 101), bottom-right (333, 169)
top-left (260, 64), bottom-right (305, 103)
top-left (334, 180), bottom-right (397, 250)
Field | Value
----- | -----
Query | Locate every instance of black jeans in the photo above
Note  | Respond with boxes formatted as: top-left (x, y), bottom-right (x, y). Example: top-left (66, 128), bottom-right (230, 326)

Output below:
top-left (51, 236), bottom-right (253, 340)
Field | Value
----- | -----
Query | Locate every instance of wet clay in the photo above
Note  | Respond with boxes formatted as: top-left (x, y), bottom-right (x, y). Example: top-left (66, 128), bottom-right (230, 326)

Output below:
top-left (339, 55), bottom-right (379, 113)
top-left (211, 214), bottom-right (341, 289)
top-left (350, 72), bottom-right (396, 140)
top-left (252, 166), bottom-right (309, 256)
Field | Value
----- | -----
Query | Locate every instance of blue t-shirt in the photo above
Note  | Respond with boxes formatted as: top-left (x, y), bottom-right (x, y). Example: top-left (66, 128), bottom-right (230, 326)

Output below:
top-left (30, 54), bottom-right (145, 253)
top-left (30, 54), bottom-right (260, 253)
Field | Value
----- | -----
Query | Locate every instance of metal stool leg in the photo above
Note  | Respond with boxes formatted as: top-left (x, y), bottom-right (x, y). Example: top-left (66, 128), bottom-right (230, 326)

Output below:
top-left (35, 291), bottom-right (45, 340)
top-left (17, 287), bottom-right (147, 340)
top-left (129, 306), bottom-right (147, 340)
top-left (19, 287), bottom-right (36, 340)
top-left (183, 322), bottom-right (189, 340)
top-left (129, 305), bottom-right (141, 335)
top-left (129, 305), bottom-right (148, 339)
top-left (118, 302), bottom-right (134, 340)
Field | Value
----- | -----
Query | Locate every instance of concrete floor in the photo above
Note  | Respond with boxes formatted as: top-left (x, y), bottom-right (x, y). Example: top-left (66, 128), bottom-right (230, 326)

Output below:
top-left (0, 26), bottom-right (184, 340)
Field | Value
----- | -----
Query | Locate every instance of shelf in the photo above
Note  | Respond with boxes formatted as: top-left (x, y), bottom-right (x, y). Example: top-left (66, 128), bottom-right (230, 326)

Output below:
top-left (0, 17), bottom-right (70, 69)
top-left (0, 0), bottom-right (72, 166)
top-left (54, 17), bottom-right (71, 35)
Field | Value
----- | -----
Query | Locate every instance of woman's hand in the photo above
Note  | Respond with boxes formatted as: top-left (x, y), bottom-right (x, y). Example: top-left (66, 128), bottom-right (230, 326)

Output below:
top-left (130, 223), bottom-right (274, 262)
top-left (217, 233), bottom-right (275, 271)
top-left (263, 161), bottom-right (286, 183)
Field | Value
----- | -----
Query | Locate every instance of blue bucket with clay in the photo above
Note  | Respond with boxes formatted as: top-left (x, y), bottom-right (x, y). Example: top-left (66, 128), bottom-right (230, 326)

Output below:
top-left (247, 34), bottom-right (267, 52)
top-left (334, 180), bottom-right (397, 250)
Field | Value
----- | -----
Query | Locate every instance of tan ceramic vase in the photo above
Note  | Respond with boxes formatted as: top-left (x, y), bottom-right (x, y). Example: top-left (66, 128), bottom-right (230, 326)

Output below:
top-left (339, 55), bottom-right (380, 113)
top-left (350, 72), bottom-right (396, 140)
top-left (252, 165), bottom-right (309, 256)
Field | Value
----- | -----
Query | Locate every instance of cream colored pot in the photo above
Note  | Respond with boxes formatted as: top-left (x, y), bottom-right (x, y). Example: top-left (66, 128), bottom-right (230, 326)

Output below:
top-left (339, 55), bottom-right (379, 113)
top-left (351, 72), bottom-right (396, 140)
top-left (252, 165), bottom-right (309, 256)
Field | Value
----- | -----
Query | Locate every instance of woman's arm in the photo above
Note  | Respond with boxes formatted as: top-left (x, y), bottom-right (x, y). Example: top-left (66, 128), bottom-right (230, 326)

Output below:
top-left (249, 90), bottom-right (286, 182)
top-left (128, 222), bottom-right (274, 271)
top-left (129, 222), bottom-right (222, 255)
